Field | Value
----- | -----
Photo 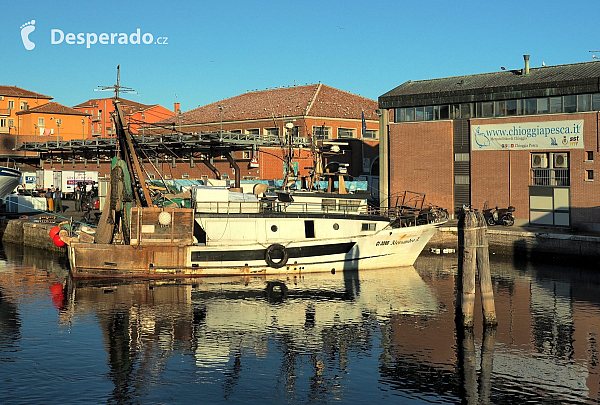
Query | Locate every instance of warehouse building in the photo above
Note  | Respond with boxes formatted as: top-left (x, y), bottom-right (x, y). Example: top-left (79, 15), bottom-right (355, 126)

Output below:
top-left (379, 57), bottom-right (600, 230)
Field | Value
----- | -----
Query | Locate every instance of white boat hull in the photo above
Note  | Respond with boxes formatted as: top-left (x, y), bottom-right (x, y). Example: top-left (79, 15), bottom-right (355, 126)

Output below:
top-left (68, 221), bottom-right (441, 278)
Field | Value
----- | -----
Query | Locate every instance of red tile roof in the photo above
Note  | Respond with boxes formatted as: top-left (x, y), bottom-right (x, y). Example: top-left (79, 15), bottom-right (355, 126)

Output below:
top-left (160, 84), bottom-right (378, 125)
top-left (73, 97), bottom-right (151, 111)
top-left (16, 102), bottom-right (90, 116)
top-left (0, 85), bottom-right (52, 99)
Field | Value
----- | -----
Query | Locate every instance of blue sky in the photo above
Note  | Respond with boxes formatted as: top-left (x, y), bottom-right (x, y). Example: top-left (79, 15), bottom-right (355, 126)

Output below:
top-left (3, 0), bottom-right (600, 113)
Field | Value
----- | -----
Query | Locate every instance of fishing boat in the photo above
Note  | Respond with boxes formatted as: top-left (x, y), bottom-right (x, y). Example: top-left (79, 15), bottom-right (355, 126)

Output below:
top-left (0, 160), bottom-right (22, 202)
top-left (61, 97), bottom-right (448, 279)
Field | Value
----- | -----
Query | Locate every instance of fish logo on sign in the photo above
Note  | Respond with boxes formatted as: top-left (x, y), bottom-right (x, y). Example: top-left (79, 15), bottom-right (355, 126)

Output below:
top-left (473, 126), bottom-right (490, 149)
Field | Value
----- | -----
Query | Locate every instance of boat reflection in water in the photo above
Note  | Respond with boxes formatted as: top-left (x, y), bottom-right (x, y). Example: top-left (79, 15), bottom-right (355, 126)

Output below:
top-left (61, 267), bottom-right (440, 402)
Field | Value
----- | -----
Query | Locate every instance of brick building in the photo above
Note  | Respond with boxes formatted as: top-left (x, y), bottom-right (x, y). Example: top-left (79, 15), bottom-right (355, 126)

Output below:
top-left (151, 83), bottom-right (380, 183)
top-left (379, 57), bottom-right (600, 230)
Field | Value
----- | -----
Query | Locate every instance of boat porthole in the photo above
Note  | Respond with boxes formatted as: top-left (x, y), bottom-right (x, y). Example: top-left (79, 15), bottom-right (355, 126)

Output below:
top-left (333, 223), bottom-right (339, 230)
top-left (271, 225), bottom-right (278, 232)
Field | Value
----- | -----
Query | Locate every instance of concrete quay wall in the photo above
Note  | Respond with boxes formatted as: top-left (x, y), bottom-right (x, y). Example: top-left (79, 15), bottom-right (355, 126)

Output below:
top-left (0, 218), bottom-right (65, 253)
top-left (427, 225), bottom-right (600, 262)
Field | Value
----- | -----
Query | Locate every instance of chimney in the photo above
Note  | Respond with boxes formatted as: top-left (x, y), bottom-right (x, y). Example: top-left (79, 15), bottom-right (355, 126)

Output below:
top-left (523, 54), bottom-right (530, 75)
top-left (174, 102), bottom-right (180, 114)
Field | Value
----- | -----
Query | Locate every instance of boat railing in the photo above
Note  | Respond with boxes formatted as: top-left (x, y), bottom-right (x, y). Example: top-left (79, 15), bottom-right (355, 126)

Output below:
top-left (1, 158), bottom-right (19, 170)
top-left (194, 200), bottom-right (369, 215)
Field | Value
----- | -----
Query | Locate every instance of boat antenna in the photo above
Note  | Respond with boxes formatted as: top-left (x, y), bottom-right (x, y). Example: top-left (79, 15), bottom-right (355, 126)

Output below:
top-left (94, 65), bottom-right (137, 100)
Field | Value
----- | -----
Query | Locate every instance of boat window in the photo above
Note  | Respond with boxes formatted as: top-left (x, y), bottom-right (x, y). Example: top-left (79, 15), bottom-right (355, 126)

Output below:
top-left (305, 221), bottom-right (315, 238)
top-left (361, 223), bottom-right (376, 231)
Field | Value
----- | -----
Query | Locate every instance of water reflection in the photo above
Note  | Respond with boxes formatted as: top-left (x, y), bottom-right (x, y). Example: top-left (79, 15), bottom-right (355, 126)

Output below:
top-left (62, 267), bottom-right (439, 403)
top-left (0, 242), bottom-right (599, 404)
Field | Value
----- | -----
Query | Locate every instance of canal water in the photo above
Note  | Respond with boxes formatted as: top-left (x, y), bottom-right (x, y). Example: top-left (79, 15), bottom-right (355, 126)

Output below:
top-left (0, 242), bottom-right (598, 404)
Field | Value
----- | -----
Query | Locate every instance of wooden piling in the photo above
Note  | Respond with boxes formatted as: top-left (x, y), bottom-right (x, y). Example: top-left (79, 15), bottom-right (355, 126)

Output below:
top-left (459, 209), bottom-right (477, 328)
top-left (475, 211), bottom-right (497, 327)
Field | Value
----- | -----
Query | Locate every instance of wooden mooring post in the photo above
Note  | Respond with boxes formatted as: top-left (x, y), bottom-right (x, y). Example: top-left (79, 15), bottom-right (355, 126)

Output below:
top-left (458, 208), bottom-right (497, 328)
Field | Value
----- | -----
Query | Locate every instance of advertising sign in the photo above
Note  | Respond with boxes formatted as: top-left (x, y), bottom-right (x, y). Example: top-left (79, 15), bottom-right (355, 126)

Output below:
top-left (471, 120), bottom-right (584, 151)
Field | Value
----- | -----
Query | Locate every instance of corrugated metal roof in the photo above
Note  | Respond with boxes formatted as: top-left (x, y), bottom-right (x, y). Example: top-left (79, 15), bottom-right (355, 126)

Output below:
top-left (379, 61), bottom-right (600, 108)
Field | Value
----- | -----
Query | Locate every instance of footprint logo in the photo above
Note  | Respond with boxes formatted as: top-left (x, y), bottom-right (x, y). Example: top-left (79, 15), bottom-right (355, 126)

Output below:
top-left (20, 20), bottom-right (36, 51)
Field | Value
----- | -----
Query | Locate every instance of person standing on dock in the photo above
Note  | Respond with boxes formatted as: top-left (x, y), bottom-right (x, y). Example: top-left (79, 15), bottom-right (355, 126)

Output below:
top-left (75, 183), bottom-right (83, 212)
top-left (47, 187), bottom-right (54, 213)
top-left (54, 187), bottom-right (63, 213)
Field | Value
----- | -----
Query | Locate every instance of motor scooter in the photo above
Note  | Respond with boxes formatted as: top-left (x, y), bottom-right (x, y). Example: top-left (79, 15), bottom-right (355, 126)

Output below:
top-left (483, 204), bottom-right (515, 226)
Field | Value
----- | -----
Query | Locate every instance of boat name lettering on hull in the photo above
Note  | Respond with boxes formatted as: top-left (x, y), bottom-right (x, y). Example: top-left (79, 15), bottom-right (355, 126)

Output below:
top-left (376, 237), bottom-right (419, 247)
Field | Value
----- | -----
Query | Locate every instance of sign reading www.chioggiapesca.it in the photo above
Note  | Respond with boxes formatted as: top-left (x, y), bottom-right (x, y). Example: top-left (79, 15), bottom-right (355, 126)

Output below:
top-left (471, 120), bottom-right (584, 151)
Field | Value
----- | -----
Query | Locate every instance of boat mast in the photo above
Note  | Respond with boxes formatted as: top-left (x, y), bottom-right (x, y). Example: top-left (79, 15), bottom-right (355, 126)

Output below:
top-left (96, 65), bottom-right (152, 207)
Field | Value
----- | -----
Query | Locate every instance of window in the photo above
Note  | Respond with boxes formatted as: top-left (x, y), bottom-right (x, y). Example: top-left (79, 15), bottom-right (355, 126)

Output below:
top-left (363, 129), bottom-right (378, 139)
top-left (230, 129), bottom-right (242, 134)
top-left (304, 221), bottom-right (315, 238)
top-left (0, 119), bottom-right (6, 128)
top-left (38, 118), bottom-right (45, 127)
top-left (563, 95), bottom-right (576, 113)
top-left (524, 98), bottom-right (536, 115)
top-left (439, 105), bottom-right (449, 119)
top-left (586, 151), bottom-right (594, 161)
top-left (578, 94), bottom-right (591, 112)
top-left (454, 153), bottom-right (470, 162)
top-left (454, 175), bottom-right (470, 185)
top-left (7, 101), bottom-right (14, 110)
top-left (338, 128), bottom-right (355, 139)
top-left (593, 94), bottom-right (600, 111)
top-left (264, 127), bottom-right (279, 136)
top-left (537, 98), bottom-right (549, 114)
top-left (549, 97), bottom-right (562, 113)
top-left (395, 108), bottom-right (405, 122)
top-left (415, 107), bottom-right (424, 121)
top-left (242, 151), bottom-right (251, 159)
top-left (450, 104), bottom-right (460, 119)
top-left (8, 119), bottom-right (13, 128)
top-left (361, 223), bottom-right (376, 231)
top-left (481, 102), bottom-right (493, 117)
top-left (494, 101), bottom-right (506, 117)
top-left (460, 103), bottom-right (473, 119)
top-left (506, 100), bottom-right (517, 116)
top-left (405, 108), bottom-right (415, 121)
top-left (20, 101), bottom-right (28, 110)
top-left (246, 128), bottom-right (259, 135)
top-left (312, 126), bottom-right (330, 139)
top-left (586, 170), bottom-right (594, 181)
top-left (424, 106), bottom-right (434, 120)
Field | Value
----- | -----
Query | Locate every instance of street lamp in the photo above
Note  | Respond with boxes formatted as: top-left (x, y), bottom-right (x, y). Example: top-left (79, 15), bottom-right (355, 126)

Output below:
top-left (81, 118), bottom-right (85, 141)
top-left (34, 124), bottom-right (37, 145)
top-left (56, 119), bottom-right (61, 145)
top-left (218, 105), bottom-right (223, 139)
top-left (141, 113), bottom-right (145, 136)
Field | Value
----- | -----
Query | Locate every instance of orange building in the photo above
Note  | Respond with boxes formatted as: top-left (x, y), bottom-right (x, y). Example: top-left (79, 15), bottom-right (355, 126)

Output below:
top-left (151, 83), bottom-right (380, 182)
top-left (73, 97), bottom-right (174, 137)
top-left (15, 102), bottom-right (90, 142)
top-left (0, 86), bottom-right (94, 163)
